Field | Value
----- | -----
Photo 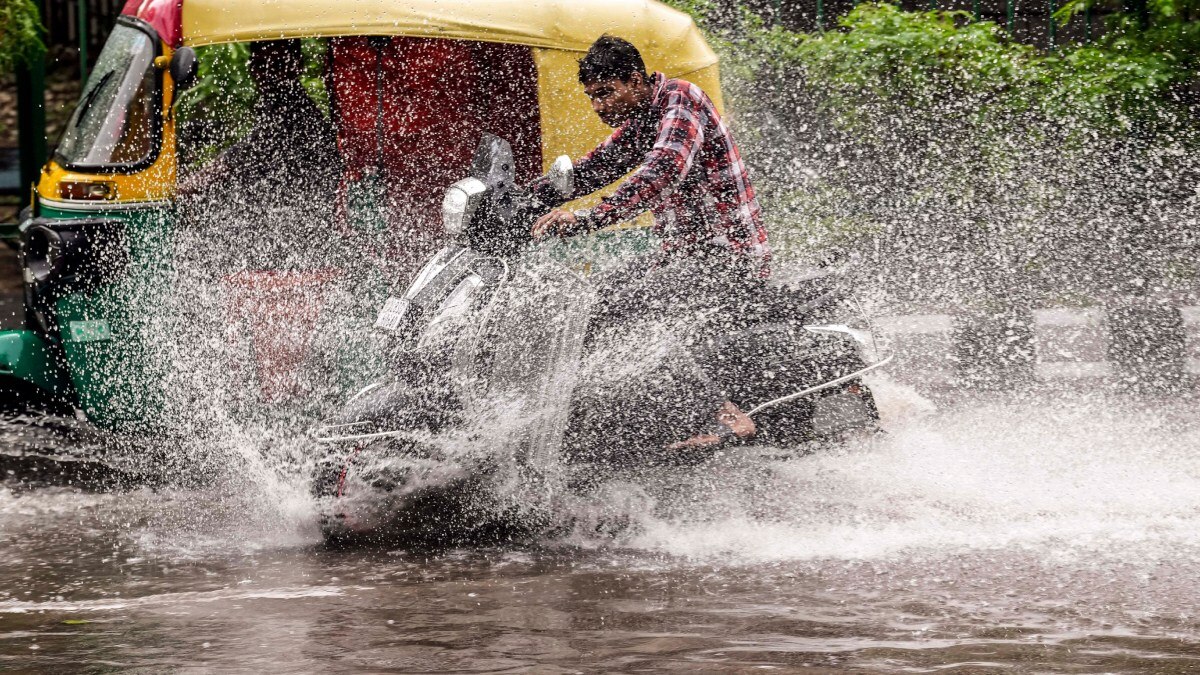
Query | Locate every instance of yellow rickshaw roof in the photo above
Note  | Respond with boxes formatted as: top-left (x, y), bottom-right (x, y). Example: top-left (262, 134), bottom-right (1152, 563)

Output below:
top-left (182, 0), bottom-right (718, 74)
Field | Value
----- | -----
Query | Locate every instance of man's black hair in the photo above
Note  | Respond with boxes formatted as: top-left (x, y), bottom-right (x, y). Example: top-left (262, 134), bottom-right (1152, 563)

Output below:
top-left (577, 35), bottom-right (649, 85)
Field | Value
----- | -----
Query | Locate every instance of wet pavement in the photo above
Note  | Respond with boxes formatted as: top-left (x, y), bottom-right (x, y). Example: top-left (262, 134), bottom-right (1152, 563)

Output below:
top-left (1, 220), bottom-right (1198, 671)
top-left (1, 392), bottom-right (1199, 672)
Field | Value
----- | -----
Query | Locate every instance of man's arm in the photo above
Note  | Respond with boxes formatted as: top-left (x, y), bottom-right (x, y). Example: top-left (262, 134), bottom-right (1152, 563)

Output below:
top-left (529, 123), bottom-right (641, 207)
top-left (581, 87), bottom-right (705, 230)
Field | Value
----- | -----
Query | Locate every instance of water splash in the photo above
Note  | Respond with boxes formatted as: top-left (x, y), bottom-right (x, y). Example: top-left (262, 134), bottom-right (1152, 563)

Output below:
top-left (600, 388), bottom-right (1200, 564)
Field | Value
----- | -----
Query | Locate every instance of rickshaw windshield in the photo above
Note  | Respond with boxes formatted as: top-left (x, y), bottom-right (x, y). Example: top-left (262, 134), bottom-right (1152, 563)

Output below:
top-left (55, 19), bottom-right (161, 172)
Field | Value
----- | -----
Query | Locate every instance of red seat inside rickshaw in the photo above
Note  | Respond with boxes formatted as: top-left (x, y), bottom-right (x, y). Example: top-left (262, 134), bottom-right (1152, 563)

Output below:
top-left (329, 37), bottom-right (542, 244)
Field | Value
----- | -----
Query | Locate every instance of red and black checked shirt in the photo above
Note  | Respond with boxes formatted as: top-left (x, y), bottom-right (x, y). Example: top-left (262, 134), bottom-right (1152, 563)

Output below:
top-left (532, 72), bottom-right (770, 277)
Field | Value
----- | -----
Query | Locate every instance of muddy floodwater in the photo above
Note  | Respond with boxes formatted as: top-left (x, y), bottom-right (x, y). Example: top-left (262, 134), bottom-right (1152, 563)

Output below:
top-left (2, 390), bottom-right (1200, 672)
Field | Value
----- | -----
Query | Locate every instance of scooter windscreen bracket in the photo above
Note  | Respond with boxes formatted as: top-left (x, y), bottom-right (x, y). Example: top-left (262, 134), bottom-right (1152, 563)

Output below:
top-left (469, 134), bottom-right (516, 189)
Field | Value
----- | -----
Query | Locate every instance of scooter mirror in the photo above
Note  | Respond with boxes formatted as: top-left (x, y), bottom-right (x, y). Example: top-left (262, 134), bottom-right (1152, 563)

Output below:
top-left (170, 47), bottom-right (199, 91)
top-left (549, 155), bottom-right (574, 199)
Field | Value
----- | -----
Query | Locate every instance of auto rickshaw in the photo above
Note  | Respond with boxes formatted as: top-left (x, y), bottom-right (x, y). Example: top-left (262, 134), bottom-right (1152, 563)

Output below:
top-left (3, 0), bottom-right (723, 432)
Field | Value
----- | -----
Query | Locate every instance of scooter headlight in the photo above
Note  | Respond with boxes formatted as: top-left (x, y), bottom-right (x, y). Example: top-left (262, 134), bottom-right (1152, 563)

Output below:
top-left (442, 178), bottom-right (487, 239)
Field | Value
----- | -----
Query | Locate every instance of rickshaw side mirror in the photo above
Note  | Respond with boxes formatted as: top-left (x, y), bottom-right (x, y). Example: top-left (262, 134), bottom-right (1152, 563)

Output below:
top-left (170, 47), bottom-right (199, 91)
top-left (549, 155), bottom-right (574, 199)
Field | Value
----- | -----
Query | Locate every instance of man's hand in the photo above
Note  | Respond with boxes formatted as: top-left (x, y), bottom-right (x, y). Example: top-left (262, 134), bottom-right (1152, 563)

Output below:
top-left (532, 209), bottom-right (581, 240)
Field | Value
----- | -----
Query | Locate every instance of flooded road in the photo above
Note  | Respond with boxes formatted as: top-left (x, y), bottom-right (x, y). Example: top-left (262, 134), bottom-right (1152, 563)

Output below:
top-left (2, 390), bottom-right (1200, 672)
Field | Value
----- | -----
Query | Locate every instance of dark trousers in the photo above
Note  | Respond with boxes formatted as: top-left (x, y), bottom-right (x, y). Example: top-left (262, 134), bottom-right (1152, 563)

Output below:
top-left (562, 252), bottom-right (764, 465)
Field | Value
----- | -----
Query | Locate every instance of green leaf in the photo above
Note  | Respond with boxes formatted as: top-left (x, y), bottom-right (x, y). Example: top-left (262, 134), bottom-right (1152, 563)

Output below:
top-left (0, 0), bottom-right (46, 74)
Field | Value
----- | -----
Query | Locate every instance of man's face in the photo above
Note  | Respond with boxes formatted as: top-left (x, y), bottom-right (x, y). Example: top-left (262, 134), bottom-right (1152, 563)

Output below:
top-left (584, 72), bottom-right (650, 128)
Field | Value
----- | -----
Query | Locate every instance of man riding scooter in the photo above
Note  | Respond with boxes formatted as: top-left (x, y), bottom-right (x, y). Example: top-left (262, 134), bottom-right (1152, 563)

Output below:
top-left (530, 35), bottom-right (769, 451)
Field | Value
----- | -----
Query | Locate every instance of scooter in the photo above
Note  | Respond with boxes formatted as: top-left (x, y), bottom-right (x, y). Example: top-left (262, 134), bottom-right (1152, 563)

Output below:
top-left (310, 135), bottom-right (890, 547)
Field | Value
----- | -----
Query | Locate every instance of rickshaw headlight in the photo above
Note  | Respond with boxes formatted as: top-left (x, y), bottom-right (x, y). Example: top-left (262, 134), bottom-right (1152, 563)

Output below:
top-left (442, 178), bottom-right (487, 239)
top-left (58, 180), bottom-right (116, 201)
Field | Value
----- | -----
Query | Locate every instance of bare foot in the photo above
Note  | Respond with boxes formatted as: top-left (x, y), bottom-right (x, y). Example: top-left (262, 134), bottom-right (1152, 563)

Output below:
top-left (666, 401), bottom-right (756, 451)
top-left (716, 400), bottom-right (755, 439)
top-left (665, 432), bottom-right (722, 451)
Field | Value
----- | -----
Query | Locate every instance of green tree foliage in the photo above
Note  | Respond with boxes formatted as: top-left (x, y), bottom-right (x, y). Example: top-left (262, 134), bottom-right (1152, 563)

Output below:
top-left (1054, 0), bottom-right (1200, 127)
top-left (674, 1), bottom-right (1185, 134)
top-left (664, 1), bottom-right (1199, 304)
top-left (0, 0), bottom-right (46, 74)
top-left (177, 42), bottom-right (256, 165)
top-left (1058, 0), bottom-right (1200, 65)
top-left (176, 39), bottom-right (328, 168)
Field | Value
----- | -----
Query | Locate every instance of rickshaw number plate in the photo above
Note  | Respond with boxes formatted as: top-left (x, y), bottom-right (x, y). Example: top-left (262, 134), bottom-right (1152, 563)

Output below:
top-left (375, 298), bottom-right (410, 331)
top-left (68, 320), bottom-right (113, 343)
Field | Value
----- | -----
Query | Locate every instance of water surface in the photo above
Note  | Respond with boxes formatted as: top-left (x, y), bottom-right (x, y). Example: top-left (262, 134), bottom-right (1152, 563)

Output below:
top-left (2, 390), bottom-right (1198, 672)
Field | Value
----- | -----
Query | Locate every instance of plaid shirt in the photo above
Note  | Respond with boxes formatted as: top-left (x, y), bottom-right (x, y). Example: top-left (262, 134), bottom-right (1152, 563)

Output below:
top-left (532, 72), bottom-right (770, 277)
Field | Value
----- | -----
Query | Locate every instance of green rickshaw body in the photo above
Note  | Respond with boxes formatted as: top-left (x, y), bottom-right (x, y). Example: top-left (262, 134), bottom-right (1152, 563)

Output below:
top-left (35, 203), bottom-right (175, 428)
top-left (0, 329), bottom-right (72, 414)
top-left (14, 9), bottom-right (187, 430)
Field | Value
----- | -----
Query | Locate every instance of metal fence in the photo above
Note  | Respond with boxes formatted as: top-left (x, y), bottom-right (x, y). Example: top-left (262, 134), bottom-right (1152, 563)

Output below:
top-left (39, 0), bottom-right (125, 82)
top-left (2, 1), bottom-right (124, 198)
